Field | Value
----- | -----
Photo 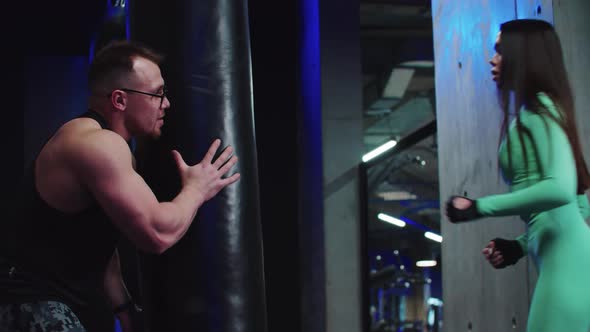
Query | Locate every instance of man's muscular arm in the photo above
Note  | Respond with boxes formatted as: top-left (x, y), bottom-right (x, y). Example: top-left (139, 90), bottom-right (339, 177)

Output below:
top-left (70, 132), bottom-right (239, 253)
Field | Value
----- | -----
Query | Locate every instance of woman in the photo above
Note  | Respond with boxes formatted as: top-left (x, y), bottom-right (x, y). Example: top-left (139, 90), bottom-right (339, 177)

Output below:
top-left (445, 19), bottom-right (590, 331)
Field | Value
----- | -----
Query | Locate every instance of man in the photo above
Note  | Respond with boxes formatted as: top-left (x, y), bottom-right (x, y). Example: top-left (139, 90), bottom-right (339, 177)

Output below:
top-left (1, 40), bottom-right (240, 331)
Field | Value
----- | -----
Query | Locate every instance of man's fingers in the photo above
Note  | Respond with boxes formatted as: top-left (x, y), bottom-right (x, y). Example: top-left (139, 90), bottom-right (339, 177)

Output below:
top-left (203, 139), bottom-right (222, 164)
top-left (221, 173), bottom-right (241, 187)
top-left (218, 156), bottom-right (238, 174)
top-left (213, 145), bottom-right (234, 169)
top-left (171, 150), bottom-right (187, 170)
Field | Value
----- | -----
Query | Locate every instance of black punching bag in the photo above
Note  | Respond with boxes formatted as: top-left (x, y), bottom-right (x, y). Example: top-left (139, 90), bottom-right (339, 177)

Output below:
top-left (130, 1), bottom-right (267, 331)
top-left (90, 0), bottom-right (129, 58)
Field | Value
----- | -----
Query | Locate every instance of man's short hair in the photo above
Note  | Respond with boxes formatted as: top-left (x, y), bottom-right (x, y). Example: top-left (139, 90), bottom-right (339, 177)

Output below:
top-left (88, 40), bottom-right (164, 93)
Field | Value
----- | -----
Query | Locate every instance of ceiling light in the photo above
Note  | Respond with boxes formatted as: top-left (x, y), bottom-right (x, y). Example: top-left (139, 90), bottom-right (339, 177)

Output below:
top-left (377, 213), bottom-right (406, 227)
top-left (416, 260), bottom-right (437, 267)
top-left (399, 60), bottom-right (434, 68)
top-left (362, 140), bottom-right (397, 162)
top-left (424, 231), bottom-right (442, 243)
top-left (376, 191), bottom-right (417, 200)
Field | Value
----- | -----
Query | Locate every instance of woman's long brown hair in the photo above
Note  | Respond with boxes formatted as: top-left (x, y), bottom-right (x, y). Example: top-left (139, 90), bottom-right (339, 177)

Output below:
top-left (497, 19), bottom-right (589, 194)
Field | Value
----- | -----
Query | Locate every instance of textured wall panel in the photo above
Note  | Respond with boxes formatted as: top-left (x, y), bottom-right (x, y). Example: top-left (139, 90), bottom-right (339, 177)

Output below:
top-left (517, 0), bottom-right (554, 21)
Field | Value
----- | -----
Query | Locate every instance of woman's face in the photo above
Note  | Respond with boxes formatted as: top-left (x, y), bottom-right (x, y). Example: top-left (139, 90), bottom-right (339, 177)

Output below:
top-left (489, 32), bottom-right (502, 84)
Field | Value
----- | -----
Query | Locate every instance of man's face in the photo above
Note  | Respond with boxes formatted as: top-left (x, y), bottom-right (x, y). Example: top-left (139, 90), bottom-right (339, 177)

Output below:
top-left (124, 57), bottom-right (170, 139)
top-left (489, 32), bottom-right (502, 85)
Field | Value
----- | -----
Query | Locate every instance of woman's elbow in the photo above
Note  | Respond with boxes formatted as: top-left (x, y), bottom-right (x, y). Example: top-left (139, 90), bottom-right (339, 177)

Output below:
top-left (547, 186), bottom-right (576, 208)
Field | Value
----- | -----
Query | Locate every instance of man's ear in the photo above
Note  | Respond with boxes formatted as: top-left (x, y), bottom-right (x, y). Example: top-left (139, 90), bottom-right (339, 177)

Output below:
top-left (111, 90), bottom-right (127, 111)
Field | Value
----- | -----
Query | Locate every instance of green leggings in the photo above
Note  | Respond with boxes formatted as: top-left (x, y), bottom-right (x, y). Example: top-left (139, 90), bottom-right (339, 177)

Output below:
top-left (525, 204), bottom-right (590, 332)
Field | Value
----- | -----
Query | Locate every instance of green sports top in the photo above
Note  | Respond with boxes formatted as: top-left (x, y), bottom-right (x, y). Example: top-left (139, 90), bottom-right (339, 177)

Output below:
top-left (475, 92), bottom-right (589, 251)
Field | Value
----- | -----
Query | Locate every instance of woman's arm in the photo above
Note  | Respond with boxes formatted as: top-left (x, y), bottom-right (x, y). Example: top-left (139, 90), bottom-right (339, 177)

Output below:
top-left (476, 111), bottom-right (577, 217)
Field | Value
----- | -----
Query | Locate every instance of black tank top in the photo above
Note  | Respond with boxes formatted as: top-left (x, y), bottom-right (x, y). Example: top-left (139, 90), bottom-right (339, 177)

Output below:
top-left (1, 110), bottom-right (122, 331)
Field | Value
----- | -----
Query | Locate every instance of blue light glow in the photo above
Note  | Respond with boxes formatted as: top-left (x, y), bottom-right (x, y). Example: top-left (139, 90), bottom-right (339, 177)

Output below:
top-left (300, 0), bottom-right (323, 223)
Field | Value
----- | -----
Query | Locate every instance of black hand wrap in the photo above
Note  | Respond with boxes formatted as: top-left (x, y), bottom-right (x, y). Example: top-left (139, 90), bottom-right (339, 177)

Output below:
top-left (491, 238), bottom-right (524, 269)
top-left (446, 196), bottom-right (481, 223)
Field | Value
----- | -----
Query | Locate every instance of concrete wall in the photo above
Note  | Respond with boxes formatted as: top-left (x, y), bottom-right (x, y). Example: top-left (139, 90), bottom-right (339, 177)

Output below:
top-left (553, 0), bottom-right (590, 168)
top-left (320, 0), bottom-right (364, 331)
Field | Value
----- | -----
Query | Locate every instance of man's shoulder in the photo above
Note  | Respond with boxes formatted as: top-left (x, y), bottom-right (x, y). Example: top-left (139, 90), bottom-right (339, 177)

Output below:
top-left (59, 118), bottom-right (124, 147)
top-left (58, 120), bottom-right (131, 166)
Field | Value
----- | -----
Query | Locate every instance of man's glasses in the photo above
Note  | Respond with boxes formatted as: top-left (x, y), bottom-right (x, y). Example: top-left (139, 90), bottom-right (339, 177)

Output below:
top-left (111, 87), bottom-right (168, 108)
